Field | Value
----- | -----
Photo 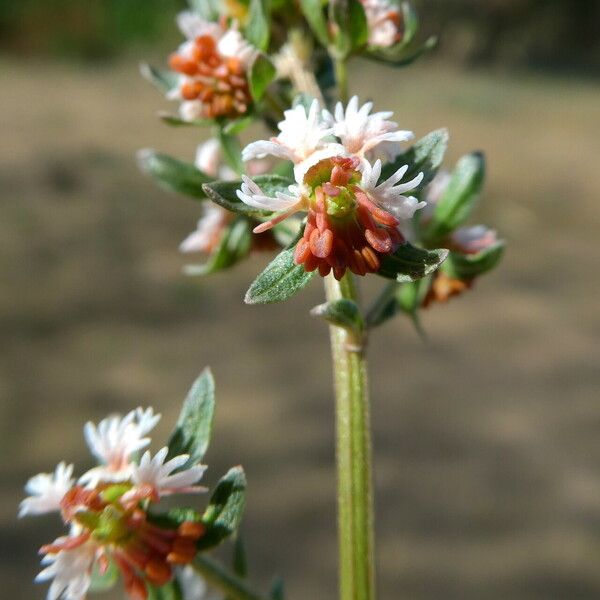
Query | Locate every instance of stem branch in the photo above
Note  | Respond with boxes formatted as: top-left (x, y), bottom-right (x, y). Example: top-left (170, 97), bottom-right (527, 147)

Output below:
top-left (325, 273), bottom-right (376, 600)
top-left (191, 555), bottom-right (268, 600)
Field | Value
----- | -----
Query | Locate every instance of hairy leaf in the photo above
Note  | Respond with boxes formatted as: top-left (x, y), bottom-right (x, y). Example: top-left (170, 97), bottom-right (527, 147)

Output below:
top-left (249, 54), bottom-right (276, 102)
top-left (378, 243), bottom-right (448, 282)
top-left (245, 0), bottom-right (270, 51)
top-left (137, 149), bottom-right (211, 199)
top-left (167, 368), bottom-right (215, 464)
top-left (442, 241), bottom-right (505, 280)
top-left (245, 243), bottom-right (315, 304)
top-left (197, 467), bottom-right (247, 550)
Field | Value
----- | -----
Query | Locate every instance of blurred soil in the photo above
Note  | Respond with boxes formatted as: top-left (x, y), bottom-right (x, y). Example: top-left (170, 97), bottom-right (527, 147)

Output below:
top-left (1, 57), bottom-right (599, 599)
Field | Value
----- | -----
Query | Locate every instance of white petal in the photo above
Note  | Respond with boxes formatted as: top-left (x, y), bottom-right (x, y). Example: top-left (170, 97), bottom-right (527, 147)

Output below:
top-left (236, 176), bottom-right (299, 211)
top-left (242, 141), bottom-right (294, 163)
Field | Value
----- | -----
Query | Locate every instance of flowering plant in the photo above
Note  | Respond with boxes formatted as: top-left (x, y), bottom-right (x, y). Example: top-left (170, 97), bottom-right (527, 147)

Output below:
top-left (23, 1), bottom-right (504, 599)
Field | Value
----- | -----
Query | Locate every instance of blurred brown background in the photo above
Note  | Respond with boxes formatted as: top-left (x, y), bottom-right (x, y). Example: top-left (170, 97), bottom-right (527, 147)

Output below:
top-left (1, 1), bottom-right (599, 598)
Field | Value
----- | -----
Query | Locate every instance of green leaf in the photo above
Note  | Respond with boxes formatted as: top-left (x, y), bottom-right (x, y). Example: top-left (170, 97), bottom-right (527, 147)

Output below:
top-left (442, 241), bottom-right (505, 280)
top-left (368, 34), bottom-right (437, 64)
top-left (147, 580), bottom-right (183, 600)
top-left (245, 0), bottom-right (270, 51)
top-left (330, 0), bottom-right (368, 57)
top-left (158, 112), bottom-right (213, 127)
top-left (299, 0), bottom-right (329, 47)
top-left (422, 152), bottom-right (486, 244)
top-left (167, 368), bottom-right (215, 464)
top-left (197, 467), bottom-right (247, 551)
top-left (249, 54), bottom-right (276, 102)
top-left (270, 578), bottom-right (285, 600)
top-left (232, 536), bottom-right (248, 578)
top-left (184, 217), bottom-right (252, 276)
top-left (382, 128), bottom-right (448, 187)
top-left (378, 243), bottom-right (448, 282)
top-left (89, 559), bottom-right (119, 592)
top-left (223, 115), bottom-right (255, 136)
top-left (217, 129), bottom-right (244, 175)
top-left (140, 63), bottom-right (180, 95)
top-left (400, 1), bottom-right (419, 47)
top-left (203, 175), bottom-right (293, 219)
top-left (137, 150), bottom-right (211, 199)
top-left (311, 299), bottom-right (363, 334)
top-left (244, 242), bottom-right (315, 304)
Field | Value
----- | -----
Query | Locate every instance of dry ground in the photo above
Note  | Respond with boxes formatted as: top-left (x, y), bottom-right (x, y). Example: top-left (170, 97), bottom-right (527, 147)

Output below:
top-left (1, 57), bottom-right (599, 599)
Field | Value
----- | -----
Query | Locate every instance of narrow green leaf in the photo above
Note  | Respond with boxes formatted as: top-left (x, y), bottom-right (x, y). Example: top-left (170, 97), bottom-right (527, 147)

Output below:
top-left (167, 368), bottom-right (215, 464)
top-left (184, 217), bottom-right (252, 276)
top-left (249, 54), bottom-right (276, 102)
top-left (197, 467), bottom-right (247, 551)
top-left (442, 241), bottom-right (505, 280)
top-left (330, 0), bottom-right (368, 57)
top-left (137, 149), bottom-right (211, 199)
top-left (158, 112), bottom-right (213, 127)
top-left (223, 115), bottom-right (255, 135)
top-left (232, 536), bottom-right (248, 578)
top-left (203, 175), bottom-right (293, 219)
top-left (244, 242), bottom-right (315, 304)
top-left (245, 0), bottom-right (270, 51)
top-left (311, 299), bottom-right (363, 334)
top-left (367, 35), bottom-right (437, 67)
top-left (382, 127), bottom-right (448, 187)
top-left (400, 1), bottom-right (419, 47)
top-left (147, 580), bottom-right (183, 600)
top-left (423, 152), bottom-right (486, 244)
top-left (299, 0), bottom-right (329, 47)
top-left (270, 578), bottom-right (285, 600)
top-left (217, 129), bottom-right (244, 175)
top-left (378, 243), bottom-right (448, 282)
top-left (140, 63), bottom-right (180, 95)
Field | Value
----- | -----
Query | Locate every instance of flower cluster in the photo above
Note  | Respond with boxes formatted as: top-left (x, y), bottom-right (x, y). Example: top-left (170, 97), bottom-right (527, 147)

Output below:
top-left (237, 96), bottom-right (425, 279)
top-left (419, 171), bottom-right (500, 306)
top-left (361, 0), bottom-right (403, 48)
top-left (20, 408), bottom-right (207, 600)
top-left (168, 12), bottom-right (257, 121)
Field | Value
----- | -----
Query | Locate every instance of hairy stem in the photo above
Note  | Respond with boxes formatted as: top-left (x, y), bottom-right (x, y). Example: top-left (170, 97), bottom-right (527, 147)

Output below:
top-left (334, 58), bottom-right (349, 104)
top-left (191, 555), bottom-right (268, 600)
top-left (325, 273), bottom-right (376, 600)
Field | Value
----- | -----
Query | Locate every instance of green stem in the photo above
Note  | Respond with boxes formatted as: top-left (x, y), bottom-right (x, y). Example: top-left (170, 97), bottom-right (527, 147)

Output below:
top-left (191, 555), bottom-right (268, 600)
top-left (334, 58), bottom-right (349, 104)
top-left (325, 273), bottom-right (376, 600)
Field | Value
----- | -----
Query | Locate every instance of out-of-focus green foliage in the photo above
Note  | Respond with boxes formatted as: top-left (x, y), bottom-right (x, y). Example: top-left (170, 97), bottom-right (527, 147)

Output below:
top-left (2, 0), bottom-right (597, 72)
top-left (0, 0), bottom-right (183, 60)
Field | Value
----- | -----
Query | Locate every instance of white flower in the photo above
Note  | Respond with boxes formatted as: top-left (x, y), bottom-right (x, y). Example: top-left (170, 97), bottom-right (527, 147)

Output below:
top-left (242, 100), bottom-right (340, 171)
top-left (323, 96), bottom-right (413, 161)
top-left (360, 160), bottom-right (425, 220)
top-left (178, 566), bottom-right (224, 600)
top-left (451, 225), bottom-right (498, 254)
top-left (79, 407), bottom-right (161, 486)
top-left (176, 11), bottom-right (222, 42)
top-left (129, 447), bottom-right (207, 498)
top-left (361, 0), bottom-right (402, 48)
top-left (216, 29), bottom-right (257, 66)
top-left (36, 538), bottom-right (97, 600)
top-left (180, 204), bottom-right (229, 254)
top-left (195, 139), bottom-right (237, 180)
top-left (19, 462), bottom-right (74, 518)
top-left (236, 175), bottom-right (303, 212)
